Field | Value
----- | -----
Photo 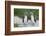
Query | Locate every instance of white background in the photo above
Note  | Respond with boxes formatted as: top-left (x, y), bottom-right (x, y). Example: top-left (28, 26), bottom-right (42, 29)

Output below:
top-left (11, 5), bottom-right (42, 31)
top-left (0, 0), bottom-right (46, 36)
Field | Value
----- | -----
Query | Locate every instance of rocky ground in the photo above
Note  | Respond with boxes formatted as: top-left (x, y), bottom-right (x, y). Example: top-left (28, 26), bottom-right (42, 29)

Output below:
top-left (14, 20), bottom-right (39, 27)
